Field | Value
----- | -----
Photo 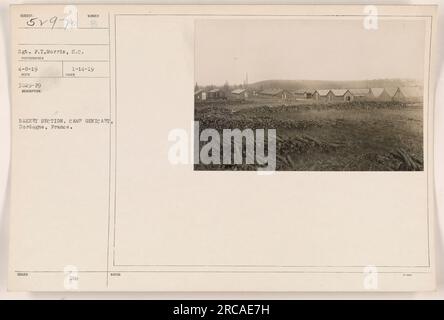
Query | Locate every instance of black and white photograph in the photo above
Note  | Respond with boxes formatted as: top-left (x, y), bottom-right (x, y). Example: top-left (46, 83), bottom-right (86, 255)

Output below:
top-left (194, 19), bottom-right (425, 171)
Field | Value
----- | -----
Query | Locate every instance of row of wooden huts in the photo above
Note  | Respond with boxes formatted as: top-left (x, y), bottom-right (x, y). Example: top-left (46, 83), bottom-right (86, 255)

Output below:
top-left (194, 88), bottom-right (251, 101)
top-left (195, 86), bottom-right (422, 103)
top-left (310, 87), bottom-right (422, 103)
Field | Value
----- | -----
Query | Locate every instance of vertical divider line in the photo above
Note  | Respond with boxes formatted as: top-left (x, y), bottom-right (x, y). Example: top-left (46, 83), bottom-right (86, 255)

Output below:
top-left (112, 14), bottom-right (118, 268)
top-left (106, 12), bottom-right (112, 288)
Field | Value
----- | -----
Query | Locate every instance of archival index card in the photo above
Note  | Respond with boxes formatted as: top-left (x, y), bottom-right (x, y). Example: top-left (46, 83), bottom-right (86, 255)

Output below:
top-left (8, 4), bottom-right (437, 291)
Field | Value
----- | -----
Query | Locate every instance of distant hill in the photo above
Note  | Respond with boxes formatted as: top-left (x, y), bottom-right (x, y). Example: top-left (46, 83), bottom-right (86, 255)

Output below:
top-left (249, 79), bottom-right (422, 91)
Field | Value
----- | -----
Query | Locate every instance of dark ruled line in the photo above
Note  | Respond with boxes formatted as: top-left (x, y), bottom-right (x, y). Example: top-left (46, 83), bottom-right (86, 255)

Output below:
top-left (19, 76), bottom-right (109, 79)
top-left (19, 60), bottom-right (109, 62)
top-left (18, 43), bottom-right (110, 46)
top-left (19, 27), bottom-right (109, 30)
top-left (14, 270), bottom-right (431, 274)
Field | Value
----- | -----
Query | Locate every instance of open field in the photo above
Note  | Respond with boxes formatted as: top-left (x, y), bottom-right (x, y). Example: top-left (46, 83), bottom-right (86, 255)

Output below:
top-left (194, 100), bottom-right (423, 171)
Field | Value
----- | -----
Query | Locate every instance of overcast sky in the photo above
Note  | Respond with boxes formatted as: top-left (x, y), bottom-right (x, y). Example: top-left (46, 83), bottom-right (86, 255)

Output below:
top-left (195, 18), bottom-right (426, 86)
